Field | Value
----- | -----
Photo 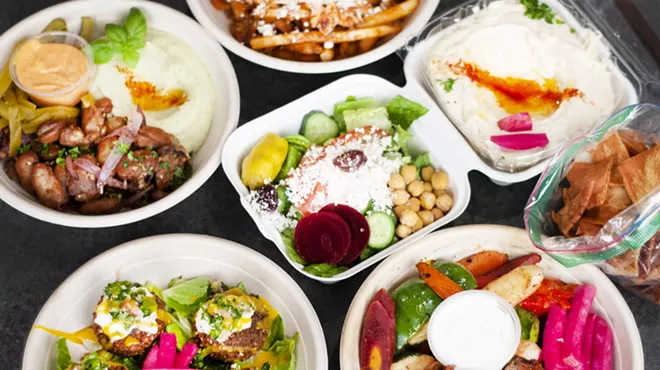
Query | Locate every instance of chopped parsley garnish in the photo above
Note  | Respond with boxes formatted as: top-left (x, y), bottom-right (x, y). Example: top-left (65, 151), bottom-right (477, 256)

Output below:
top-left (56, 157), bottom-right (66, 167)
top-left (55, 146), bottom-right (82, 166)
top-left (174, 167), bottom-right (184, 178)
top-left (147, 169), bottom-right (153, 176)
top-left (151, 150), bottom-right (158, 158)
top-left (159, 162), bottom-right (170, 169)
top-left (521, 0), bottom-right (561, 24)
top-left (127, 151), bottom-right (136, 161)
top-left (570, 28), bottom-right (576, 34)
top-left (171, 162), bottom-right (193, 191)
top-left (68, 147), bottom-right (81, 159)
top-left (440, 78), bottom-right (456, 93)
top-left (116, 142), bottom-right (131, 154)
top-left (17, 143), bottom-right (31, 155)
top-left (122, 161), bottom-right (129, 168)
top-left (39, 143), bottom-right (49, 155)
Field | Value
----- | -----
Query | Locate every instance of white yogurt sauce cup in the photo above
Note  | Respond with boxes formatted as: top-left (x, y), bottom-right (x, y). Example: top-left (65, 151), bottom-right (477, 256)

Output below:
top-left (427, 290), bottom-right (521, 370)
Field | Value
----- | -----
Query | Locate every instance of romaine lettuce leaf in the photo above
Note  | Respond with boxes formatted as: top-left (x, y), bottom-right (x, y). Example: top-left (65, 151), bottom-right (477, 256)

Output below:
top-left (413, 153), bottom-right (432, 170)
top-left (281, 228), bottom-right (307, 266)
top-left (391, 125), bottom-right (412, 156)
top-left (386, 95), bottom-right (429, 130)
top-left (265, 315), bottom-right (285, 348)
top-left (162, 277), bottom-right (210, 316)
top-left (240, 333), bottom-right (299, 370)
top-left (56, 338), bottom-right (72, 370)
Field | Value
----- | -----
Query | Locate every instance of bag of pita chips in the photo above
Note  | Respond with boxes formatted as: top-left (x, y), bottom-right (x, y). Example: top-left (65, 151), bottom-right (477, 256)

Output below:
top-left (525, 104), bottom-right (660, 304)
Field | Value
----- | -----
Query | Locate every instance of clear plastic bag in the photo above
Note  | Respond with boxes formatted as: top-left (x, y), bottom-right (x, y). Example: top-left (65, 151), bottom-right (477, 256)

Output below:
top-left (397, 0), bottom-right (645, 174)
top-left (525, 103), bottom-right (660, 303)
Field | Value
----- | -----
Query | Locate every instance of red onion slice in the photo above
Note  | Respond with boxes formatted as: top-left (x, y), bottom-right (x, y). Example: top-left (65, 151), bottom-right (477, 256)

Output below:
top-left (103, 127), bottom-right (136, 140)
top-left (74, 157), bottom-right (101, 176)
top-left (66, 156), bottom-right (78, 180)
top-left (96, 107), bottom-right (144, 189)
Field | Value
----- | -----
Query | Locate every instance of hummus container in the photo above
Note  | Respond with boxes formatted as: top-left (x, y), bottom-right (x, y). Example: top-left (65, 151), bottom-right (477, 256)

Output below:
top-left (339, 225), bottom-right (643, 370)
top-left (0, 0), bottom-right (240, 228)
top-left (400, 0), bottom-right (654, 184)
top-left (223, 74), bottom-right (478, 283)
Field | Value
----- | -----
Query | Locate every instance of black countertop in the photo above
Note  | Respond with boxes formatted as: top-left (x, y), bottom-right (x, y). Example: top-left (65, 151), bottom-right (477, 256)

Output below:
top-left (1, 0), bottom-right (659, 369)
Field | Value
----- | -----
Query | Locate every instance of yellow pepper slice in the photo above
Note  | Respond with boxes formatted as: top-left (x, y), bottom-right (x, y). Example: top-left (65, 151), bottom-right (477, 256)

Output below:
top-left (241, 133), bottom-right (289, 190)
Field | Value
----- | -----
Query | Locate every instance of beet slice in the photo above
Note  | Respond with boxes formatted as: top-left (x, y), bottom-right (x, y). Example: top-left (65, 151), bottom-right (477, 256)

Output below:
top-left (360, 300), bottom-right (396, 370)
top-left (294, 213), bottom-right (349, 264)
top-left (372, 289), bottom-right (395, 320)
top-left (320, 204), bottom-right (370, 265)
top-left (316, 211), bottom-right (351, 260)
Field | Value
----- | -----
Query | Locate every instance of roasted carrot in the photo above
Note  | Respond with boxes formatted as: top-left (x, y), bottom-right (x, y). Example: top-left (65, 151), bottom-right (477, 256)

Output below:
top-left (458, 251), bottom-right (509, 276)
top-left (416, 262), bottom-right (463, 299)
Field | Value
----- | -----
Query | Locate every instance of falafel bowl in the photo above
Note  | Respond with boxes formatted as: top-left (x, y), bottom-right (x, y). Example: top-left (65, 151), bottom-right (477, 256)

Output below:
top-left (22, 235), bottom-right (327, 370)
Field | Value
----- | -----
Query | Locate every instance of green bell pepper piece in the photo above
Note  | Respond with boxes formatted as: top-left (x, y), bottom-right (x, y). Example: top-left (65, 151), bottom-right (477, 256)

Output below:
top-left (391, 278), bottom-right (442, 351)
top-left (275, 145), bottom-right (303, 182)
top-left (432, 261), bottom-right (477, 290)
top-left (516, 307), bottom-right (540, 342)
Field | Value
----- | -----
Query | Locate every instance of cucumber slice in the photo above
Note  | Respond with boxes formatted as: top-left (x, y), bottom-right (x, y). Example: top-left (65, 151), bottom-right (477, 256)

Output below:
top-left (366, 211), bottom-right (395, 249)
top-left (276, 186), bottom-right (291, 214)
top-left (300, 111), bottom-right (339, 145)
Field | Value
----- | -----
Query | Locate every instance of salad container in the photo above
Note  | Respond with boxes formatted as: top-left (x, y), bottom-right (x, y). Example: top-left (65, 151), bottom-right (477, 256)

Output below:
top-left (398, 0), bottom-right (660, 184)
top-left (223, 74), bottom-right (484, 283)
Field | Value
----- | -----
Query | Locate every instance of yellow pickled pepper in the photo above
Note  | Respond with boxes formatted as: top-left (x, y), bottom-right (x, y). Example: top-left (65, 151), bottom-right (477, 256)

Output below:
top-left (241, 133), bottom-right (289, 190)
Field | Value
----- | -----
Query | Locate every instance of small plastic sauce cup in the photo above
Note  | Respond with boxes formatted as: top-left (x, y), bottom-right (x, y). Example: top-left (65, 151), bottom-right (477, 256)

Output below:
top-left (10, 32), bottom-right (94, 107)
top-left (427, 290), bottom-right (521, 370)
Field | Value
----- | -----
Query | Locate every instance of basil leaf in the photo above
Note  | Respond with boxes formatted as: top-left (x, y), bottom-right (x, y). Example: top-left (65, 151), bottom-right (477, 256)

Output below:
top-left (122, 49), bottom-right (140, 69)
top-left (125, 8), bottom-right (147, 40)
top-left (126, 38), bottom-right (146, 50)
top-left (91, 43), bottom-right (116, 64)
top-left (105, 23), bottom-right (128, 44)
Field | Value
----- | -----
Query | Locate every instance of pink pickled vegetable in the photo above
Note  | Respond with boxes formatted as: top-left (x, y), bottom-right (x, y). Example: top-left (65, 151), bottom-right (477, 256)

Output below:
top-left (591, 315), bottom-right (613, 370)
top-left (543, 305), bottom-right (570, 370)
top-left (562, 284), bottom-right (596, 367)
top-left (490, 133), bottom-right (549, 150)
top-left (582, 314), bottom-right (597, 369)
top-left (497, 112), bottom-right (533, 132)
top-left (156, 333), bottom-right (177, 368)
top-left (143, 345), bottom-right (159, 369)
top-left (173, 342), bottom-right (199, 368)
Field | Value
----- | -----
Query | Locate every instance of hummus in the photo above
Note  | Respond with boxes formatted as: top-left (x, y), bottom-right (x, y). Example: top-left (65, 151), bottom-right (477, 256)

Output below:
top-left (12, 38), bottom-right (89, 106)
top-left (90, 29), bottom-right (215, 153)
top-left (426, 0), bottom-right (621, 170)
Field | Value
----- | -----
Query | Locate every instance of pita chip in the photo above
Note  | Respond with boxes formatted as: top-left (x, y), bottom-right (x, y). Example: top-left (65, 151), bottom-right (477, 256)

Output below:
top-left (605, 248), bottom-right (640, 278)
top-left (619, 129), bottom-right (648, 156)
top-left (590, 184), bottom-right (633, 223)
top-left (576, 217), bottom-right (602, 236)
top-left (590, 132), bottom-right (630, 164)
top-left (566, 157), bottom-right (613, 209)
top-left (554, 180), bottom-right (595, 237)
top-left (619, 145), bottom-right (660, 202)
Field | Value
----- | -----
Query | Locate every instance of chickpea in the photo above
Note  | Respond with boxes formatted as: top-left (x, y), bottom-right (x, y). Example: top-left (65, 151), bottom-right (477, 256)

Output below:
top-left (431, 171), bottom-right (449, 190)
top-left (401, 164), bottom-right (417, 184)
top-left (407, 180), bottom-right (424, 197)
top-left (432, 208), bottom-right (444, 220)
top-left (423, 182), bottom-right (433, 193)
top-left (419, 192), bottom-right (436, 210)
top-left (436, 193), bottom-right (454, 212)
top-left (400, 209), bottom-right (420, 227)
top-left (392, 189), bottom-right (410, 206)
top-left (388, 173), bottom-right (406, 190)
top-left (433, 189), bottom-right (446, 198)
top-left (396, 224), bottom-right (412, 239)
top-left (393, 205), bottom-right (408, 218)
top-left (418, 210), bottom-right (434, 226)
top-left (421, 166), bottom-right (434, 182)
top-left (412, 217), bottom-right (424, 232)
top-left (405, 197), bottom-right (421, 212)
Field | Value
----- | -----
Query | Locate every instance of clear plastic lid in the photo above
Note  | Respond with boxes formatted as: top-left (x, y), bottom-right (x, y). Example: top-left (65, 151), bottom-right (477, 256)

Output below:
top-left (398, 0), bottom-right (659, 173)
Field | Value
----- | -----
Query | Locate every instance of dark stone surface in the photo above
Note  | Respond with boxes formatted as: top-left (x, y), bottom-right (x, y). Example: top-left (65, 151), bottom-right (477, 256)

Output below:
top-left (0, 0), bottom-right (659, 369)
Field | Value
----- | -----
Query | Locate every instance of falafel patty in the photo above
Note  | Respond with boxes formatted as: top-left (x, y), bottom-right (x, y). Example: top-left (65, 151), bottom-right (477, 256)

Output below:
top-left (92, 281), bottom-right (166, 357)
top-left (193, 292), bottom-right (270, 362)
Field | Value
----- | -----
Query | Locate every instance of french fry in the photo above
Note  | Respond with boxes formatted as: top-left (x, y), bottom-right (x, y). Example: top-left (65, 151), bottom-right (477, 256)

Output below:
top-left (360, 0), bottom-right (419, 28)
top-left (231, 2), bottom-right (248, 19)
top-left (210, 0), bottom-right (230, 10)
top-left (338, 42), bottom-right (358, 59)
top-left (263, 7), bottom-right (310, 21)
top-left (285, 42), bottom-right (323, 55)
top-left (358, 37), bottom-right (379, 53)
top-left (250, 24), bottom-right (401, 49)
top-left (269, 48), bottom-right (319, 62)
top-left (319, 47), bottom-right (335, 62)
top-left (458, 251), bottom-right (509, 276)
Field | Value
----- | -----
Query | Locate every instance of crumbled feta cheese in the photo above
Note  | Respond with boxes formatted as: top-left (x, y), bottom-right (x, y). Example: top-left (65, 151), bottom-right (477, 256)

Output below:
top-left (257, 22), bottom-right (275, 36)
top-left (247, 191), bottom-right (298, 231)
top-left (323, 41), bottom-right (334, 49)
top-left (284, 129), bottom-right (402, 214)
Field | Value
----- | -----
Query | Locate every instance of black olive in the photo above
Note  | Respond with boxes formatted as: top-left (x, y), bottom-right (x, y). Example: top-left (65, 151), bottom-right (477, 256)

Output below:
top-left (333, 149), bottom-right (367, 173)
top-left (256, 184), bottom-right (278, 212)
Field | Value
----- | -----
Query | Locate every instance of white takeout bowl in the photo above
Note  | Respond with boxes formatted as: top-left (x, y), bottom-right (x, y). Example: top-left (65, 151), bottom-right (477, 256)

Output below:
top-left (0, 0), bottom-right (240, 228)
top-left (222, 74), bottom-right (474, 283)
top-left (340, 225), bottom-right (644, 370)
top-left (186, 0), bottom-right (440, 74)
top-left (22, 234), bottom-right (328, 370)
